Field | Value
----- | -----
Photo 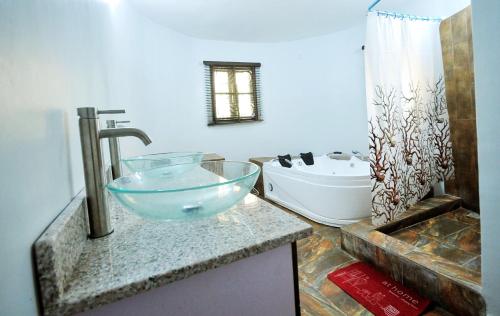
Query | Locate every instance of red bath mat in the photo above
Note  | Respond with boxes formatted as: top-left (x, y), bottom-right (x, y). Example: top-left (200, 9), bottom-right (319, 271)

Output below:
top-left (327, 262), bottom-right (430, 316)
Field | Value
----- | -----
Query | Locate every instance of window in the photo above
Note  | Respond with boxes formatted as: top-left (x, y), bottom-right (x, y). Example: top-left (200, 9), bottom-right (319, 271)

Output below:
top-left (204, 61), bottom-right (262, 125)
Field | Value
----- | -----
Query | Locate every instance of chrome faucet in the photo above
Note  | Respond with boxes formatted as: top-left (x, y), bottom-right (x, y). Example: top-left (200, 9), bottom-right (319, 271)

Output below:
top-left (77, 107), bottom-right (152, 238)
top-left (283, 158), bottom-right (293, 166)
top-left (106, 119), bottom-right (131, 180)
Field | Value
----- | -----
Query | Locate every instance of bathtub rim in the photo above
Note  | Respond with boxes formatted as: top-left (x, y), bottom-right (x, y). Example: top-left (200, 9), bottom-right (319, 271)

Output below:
top-left (263, 157), bottom-right (370, 182)
top-left (263, 164), bottom-right (371, 185)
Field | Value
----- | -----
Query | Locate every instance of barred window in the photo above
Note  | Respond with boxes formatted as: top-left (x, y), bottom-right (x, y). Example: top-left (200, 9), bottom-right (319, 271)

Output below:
top-left (204, 61), bottom-right (262, 125)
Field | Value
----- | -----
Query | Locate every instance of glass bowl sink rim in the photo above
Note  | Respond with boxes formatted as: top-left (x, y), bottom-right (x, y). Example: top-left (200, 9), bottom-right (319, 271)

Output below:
top-left (122, 151), bottom-right (204, 162)
top-left (106, 160), bottom-right (260, 194)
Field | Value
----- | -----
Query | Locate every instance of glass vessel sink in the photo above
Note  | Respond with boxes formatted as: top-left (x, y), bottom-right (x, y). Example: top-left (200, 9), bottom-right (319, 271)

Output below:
top-left (122, 152), bottom-right (204, 173)
top-left (107, 161), bottom-right (260, 220)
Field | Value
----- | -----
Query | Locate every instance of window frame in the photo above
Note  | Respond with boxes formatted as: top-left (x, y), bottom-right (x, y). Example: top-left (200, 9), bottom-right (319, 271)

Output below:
top-left (204, 61), bottom-right (262, 126)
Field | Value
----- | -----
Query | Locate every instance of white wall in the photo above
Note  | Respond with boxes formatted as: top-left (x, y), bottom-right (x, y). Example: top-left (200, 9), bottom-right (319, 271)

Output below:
top-left (0, 3), bottom-right (368, 312)
top-left (104, 1), bottom-right (198, 158)
top-left (193, 27), bottom-right (368, 161)
top-left (115, 0), bottom-right (471, 163)
top-left (119, 24), bottom-right (368, 161)
top-left (0, 1), bottom-right (112, 314)
top-left (470, 1), bottom-right (500, 314)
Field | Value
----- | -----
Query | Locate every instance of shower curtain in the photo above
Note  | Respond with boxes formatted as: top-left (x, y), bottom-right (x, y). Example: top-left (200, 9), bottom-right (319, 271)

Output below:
top-left (365, 12), bottom-right (454, 225)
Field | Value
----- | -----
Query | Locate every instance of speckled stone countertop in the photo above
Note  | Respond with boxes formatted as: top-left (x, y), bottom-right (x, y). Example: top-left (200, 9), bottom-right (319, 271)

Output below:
top-left (35, 192), bottom-right (312, 316)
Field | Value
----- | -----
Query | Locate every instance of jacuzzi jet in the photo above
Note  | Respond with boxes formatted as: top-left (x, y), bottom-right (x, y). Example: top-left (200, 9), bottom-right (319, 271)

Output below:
top-left (182, 205), bottom-right (202, 213)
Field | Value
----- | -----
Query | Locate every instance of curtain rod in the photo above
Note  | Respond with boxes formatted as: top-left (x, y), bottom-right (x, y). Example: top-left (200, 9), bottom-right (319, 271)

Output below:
top-left (368, 0), bottom-right (381, 12)
top-left (367, 0), bottom-right (442, 22)
top-left (362, 1), bottom-right (442, 51)
top-left (371, 10), bottom-right (442, 22)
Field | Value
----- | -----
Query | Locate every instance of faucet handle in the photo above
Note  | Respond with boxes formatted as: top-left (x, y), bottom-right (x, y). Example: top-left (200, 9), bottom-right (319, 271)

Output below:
top-left (97, 109), bottom-right (126, 115)
top-left (106, 119), bottom-right (131, 128)
top-left (116, 120), bottom-right (131, 128)
top-left (77, 107), bottom-right (126, 119)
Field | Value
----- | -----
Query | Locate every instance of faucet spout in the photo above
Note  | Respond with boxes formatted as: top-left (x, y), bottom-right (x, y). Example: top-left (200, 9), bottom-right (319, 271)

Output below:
top-left (100, 128), bottom-right (152, 145)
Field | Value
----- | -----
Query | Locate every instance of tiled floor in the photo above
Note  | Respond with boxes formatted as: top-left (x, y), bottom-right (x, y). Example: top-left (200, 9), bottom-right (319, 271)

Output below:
top-left (390, 207), bottom-right (481, 273)
top-left (264, 200), bottom-right (454, 315)
top-left (297, 224), bottom-right (369, 316)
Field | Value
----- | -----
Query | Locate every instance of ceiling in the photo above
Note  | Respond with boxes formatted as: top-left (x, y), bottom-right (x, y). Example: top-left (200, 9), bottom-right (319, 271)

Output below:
top-left (126, 0), bottom-right (471, 43)
top-left (126, 0), bottom-right (372, 42)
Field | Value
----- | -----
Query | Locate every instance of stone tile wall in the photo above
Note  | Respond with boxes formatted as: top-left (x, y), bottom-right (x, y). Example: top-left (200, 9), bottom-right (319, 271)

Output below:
top-left (440, 6), bottom-right (480, 211)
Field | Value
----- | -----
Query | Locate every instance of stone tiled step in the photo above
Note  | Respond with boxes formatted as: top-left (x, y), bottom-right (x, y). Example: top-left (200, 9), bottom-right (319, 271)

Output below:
top-left (340, 195), bottom-right (485, 316)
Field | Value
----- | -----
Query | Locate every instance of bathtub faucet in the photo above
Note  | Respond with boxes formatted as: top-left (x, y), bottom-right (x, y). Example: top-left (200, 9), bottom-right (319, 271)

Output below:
top-left (272, 157), bottom-right (294, 167)
top-left (352, 150), bottom-right (369, 161)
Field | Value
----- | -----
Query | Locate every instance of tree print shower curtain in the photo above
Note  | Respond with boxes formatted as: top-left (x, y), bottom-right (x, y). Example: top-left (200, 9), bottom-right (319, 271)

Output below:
top-left (365, 13), bottom-right (454, 225)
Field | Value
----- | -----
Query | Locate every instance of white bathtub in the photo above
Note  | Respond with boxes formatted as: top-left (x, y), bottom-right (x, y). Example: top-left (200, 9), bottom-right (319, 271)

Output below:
top-left (263, 155), bottom-right (371, 227)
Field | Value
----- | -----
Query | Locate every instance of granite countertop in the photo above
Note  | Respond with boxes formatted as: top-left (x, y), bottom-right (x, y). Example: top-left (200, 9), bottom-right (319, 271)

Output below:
top-left (35, 192), bottom-right (312, 315)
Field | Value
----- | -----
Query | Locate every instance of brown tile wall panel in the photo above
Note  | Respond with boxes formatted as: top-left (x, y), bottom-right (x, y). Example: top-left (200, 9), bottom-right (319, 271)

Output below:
top-left (440, 6), bottom-right (480, 211)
